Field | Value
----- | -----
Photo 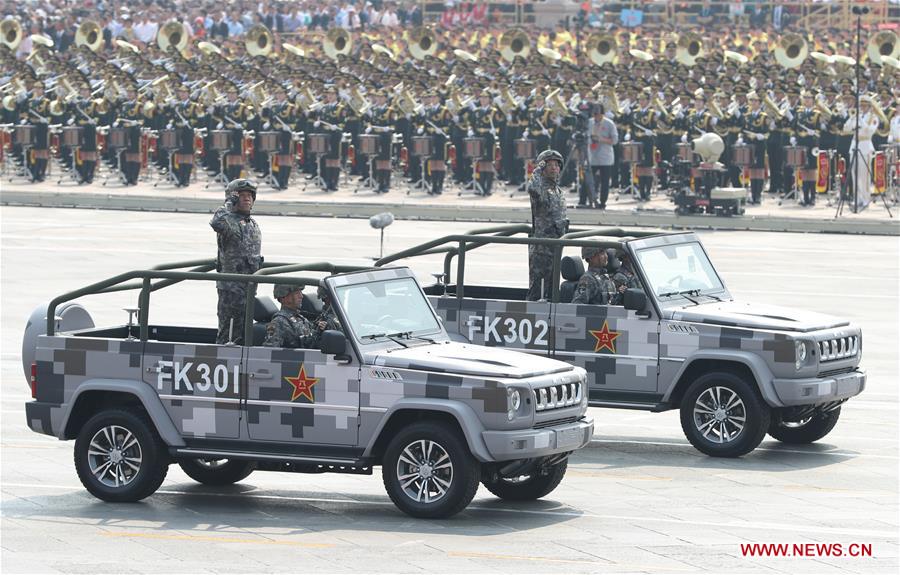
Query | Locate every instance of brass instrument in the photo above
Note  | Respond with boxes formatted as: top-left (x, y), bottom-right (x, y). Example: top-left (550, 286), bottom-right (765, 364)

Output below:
top-left (283, 43), bottom-right (305, 58)
top-left (75, 20), bottom-right (103, 52)
top-left (409, 26), bottom-right (438, 60)
top-left (586, 32), bottom-right (616, 66)
top-left (198, 41), bottom-right (222, 57)
top-left (537, 47), bottom-right (562, 63)
top-left (497, 88), bottom-right (519, 116)
top-left (453, 48), bottom-right (478, 63)
top-left (371, 43), bottom-right (395, 60)
top-left (675, 32), bottom-right (703, 67)
top-left (499, 28), bottom-right (530, 63)
top-left (1, 19), bottom-right (22, 50)
top-left (115, 39), bottom-right (140, 54)
top-left (867, 31), bottom-right (899, 66)
top-left (546, 88), bottom-right (568, 116)
top-left (3, 94), bottom-right (17, 112)
top-left (245, 24), bottom-right (273, 57)
top-left (30, 34), bottom-right (54, 49)
top-left (775, 33), bottom-right (808, 68)
top-left (870, 97), bottom-right (889, 126)
top-left (394, 89), bottom-right (420, 117)
top-left (629, 49), bottom-right (653, 62)
top-left (763, 93), bottom-right (783, 119)
top-left (323, 28), bottom-right (352, 60)
top-left (348, 86), bottom-right (370, 115)
top-left (157, 21), bottom-right (190, 54)
top-left (723, 50), bottom-right (748, 65)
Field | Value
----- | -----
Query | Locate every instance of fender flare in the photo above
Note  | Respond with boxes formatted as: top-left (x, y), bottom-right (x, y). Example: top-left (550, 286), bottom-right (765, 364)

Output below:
top-left (664, 350), bottom-right (781, 407)
top-left (362, 399), bottom-right (492, 462)
top-left (61, 379), bottom-right (186, 447)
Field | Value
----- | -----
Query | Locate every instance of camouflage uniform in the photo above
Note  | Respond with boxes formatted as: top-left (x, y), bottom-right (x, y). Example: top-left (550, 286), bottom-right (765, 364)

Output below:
top-left (316, 305), bottom-right (343, 333)
top-left (527, 162), bottom-right (568, 301)
top-left (263, 308), bottom-right (321, 349)
top-left (571, 266), bottom-right (617, 305)
top-left (210, 199), bottom-right (262, 344)
top-left (610, 265), bottom-right (641, 305)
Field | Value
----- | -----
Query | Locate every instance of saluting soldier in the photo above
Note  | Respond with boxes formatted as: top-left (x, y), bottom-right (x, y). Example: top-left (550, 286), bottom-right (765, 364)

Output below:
top-left (527, 149), bottom-right (568, 301)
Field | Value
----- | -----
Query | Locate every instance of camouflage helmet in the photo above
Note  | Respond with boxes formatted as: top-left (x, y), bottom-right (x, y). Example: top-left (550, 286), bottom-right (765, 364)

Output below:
top-left (535, 149), bottom-right (563, 165)
top-left (273, 284), bottom-right (302, 300)
top-left (581, 245), bottom-right (605, 261)
top-left (226, 178), bottom-right (257, 200)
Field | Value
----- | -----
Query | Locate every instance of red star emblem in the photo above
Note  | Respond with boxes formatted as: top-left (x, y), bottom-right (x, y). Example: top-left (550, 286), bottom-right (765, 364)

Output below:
top-left (589, 320), bottom-right (621, 353)
top-left (285, 364), bottom-right (318, 402)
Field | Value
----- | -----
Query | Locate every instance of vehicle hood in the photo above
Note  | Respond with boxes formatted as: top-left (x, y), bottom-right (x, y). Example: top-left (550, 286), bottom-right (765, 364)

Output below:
top-left (666, 300), bottom-right (849, 332)
top-left (370, 342), bottom-right (573, 379)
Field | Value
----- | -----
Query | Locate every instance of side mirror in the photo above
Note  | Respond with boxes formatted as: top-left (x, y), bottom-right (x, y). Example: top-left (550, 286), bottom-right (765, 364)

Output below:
top-left (320, 330), bottom-right (348, 359)
top-left (623, 288), bottom-right (651, 318)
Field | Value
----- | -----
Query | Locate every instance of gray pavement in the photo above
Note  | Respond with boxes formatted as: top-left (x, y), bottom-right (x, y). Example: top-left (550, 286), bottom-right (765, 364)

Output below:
top-left (1, 207), bottom-right (898, 574)
top-left (1, 165), bottom-right (898, 235)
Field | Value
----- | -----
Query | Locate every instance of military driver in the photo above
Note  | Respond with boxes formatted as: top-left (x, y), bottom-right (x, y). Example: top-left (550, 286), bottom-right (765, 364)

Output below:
top-left (571, 246), bottom-right (617, 305)
top-left (264, 284), bottom-right (328, 349)
top-left (210, 179), bottom-right (262, 344)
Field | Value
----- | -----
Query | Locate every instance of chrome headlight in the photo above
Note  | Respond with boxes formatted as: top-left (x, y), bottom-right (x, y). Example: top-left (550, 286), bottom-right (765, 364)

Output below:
top-left (507, 388), bottom-right (522, 421)
top-left (795, 340), bottom-right (809, 370)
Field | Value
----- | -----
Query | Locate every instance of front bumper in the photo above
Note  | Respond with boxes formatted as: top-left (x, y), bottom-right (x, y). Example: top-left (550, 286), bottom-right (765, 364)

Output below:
top-left (481, 416), bottom-right (594, 462)
top-left (772, 369), bottom-right (866, 406)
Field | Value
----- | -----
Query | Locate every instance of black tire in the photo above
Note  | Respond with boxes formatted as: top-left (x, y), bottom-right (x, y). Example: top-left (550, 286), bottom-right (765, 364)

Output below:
top-left (381, 421), bottom-right (480, 519)
top-left (680, 371), bottom-right (770, 458)
top-left (768, 407), bottom-right (841, 444)
top-left (74, 408), bottom-right (169, 502)
top-left (482, 460), bottom-right (568, 501)
top-left (178, 458), bottom-right (255, 485)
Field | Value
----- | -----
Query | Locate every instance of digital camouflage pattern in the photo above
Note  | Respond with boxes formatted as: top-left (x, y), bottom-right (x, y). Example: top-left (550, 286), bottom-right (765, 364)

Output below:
top-left (527, 162), bottom-right (568, 301)
top-left (611, 265), bottom-right (641, 305)
top-left (571, 267), bottom-right (617, 305)
top-left (316, 305), bottom-right (343, 333)
top-left (263, 308), bottom-right (321, 349)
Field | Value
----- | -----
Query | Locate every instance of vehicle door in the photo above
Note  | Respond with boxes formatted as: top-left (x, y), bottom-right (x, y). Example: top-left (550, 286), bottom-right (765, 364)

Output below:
top-left (552, 301), bottom-right (660, 404)
top-left (244, 345), bottom-right (359, 445)
top-left (435, 295), bottom-right (554, 357)
top-left (142, 342), bottom-right (243, 439)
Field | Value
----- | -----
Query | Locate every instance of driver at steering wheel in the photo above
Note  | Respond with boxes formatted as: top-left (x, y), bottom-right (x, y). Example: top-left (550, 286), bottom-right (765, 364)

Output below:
top-left (264, 284), bottom-right (328, 349)
top-left (572, 246), bottom-right (617, 305)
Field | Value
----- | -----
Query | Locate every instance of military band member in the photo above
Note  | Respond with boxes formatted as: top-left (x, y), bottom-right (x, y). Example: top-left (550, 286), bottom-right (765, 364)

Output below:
top-left (468, 89), bottom-right (505, 195)
top-left (316, 87), bottom-right (348, 191)
top-left (743, 91), bottom-right (771, 204)
top-left (845, 96), bottom-right (880, 210)
top-left (166, 84), bottom-right (199, 187)
top-left (261, 87), bottom-right (295, 189)
top-left (527, 149), bottom-right (568, 302)
top-left (23, 82), bottom-right (51, 182)
top-left (366, 89), bottom-right (396, 194)
top-left (419, 91), bottom-right (453, 195)
top-left (631, 87), bottom-right (658, 201)
top-left (215, 85), bottom-right (254, 182)
top-left (795, 90), bottom-right (825, 206)
top-left (70, 84), bottom-right (100, 184)
top-left (527, 92), bottom-right (553, 156)
top-left (115, 85), bottom-right (145, 185)
top-left (503, 85), bottom-right (529, 186)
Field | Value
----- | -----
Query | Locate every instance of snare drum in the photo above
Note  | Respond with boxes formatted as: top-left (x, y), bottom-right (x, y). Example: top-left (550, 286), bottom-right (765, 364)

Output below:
top-left (411, 136), bottom-right (433, 157)
top-left (463, 137), bottom-right (484, 159)
top-left (514, 138), bottom-right (535, 160)
top-left (621, 142), bottom-right (643, 164)
top-left (60, 126), bottom-right (83, 148)
top-left (308, 133), bottom-right (330, 154)
top-left (357, 134), bottom-right (379, 155)
top-left (209, 130), bottom-right (232, 151)
top-left (158, 129), bottom-right (179, 150)
top-left (785, 146), bottom-right (807, 167)
top-left (108, 127), bottom-right (128, 149)
top-left (14, 125), bottom-right (36, 146)
top-left (675, 143), bottom-right (693, 163)
top-left (731, 144), bottom-right (754, 167)
top-left (256, 131), bottom-right (280, 153)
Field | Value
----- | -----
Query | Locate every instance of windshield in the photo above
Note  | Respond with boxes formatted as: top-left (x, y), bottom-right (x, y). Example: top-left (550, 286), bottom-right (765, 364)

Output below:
top-left (335, 277), bottom-right (442, 341)
top-left (635, 242), bottom-right (725, 303)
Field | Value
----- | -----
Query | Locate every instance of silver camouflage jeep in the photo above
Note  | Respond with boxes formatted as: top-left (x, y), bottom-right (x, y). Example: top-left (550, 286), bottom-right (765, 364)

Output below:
top-left (22, 263), bottom-right (592, 518)
top-left (377, 225), bottom-right (865, 458)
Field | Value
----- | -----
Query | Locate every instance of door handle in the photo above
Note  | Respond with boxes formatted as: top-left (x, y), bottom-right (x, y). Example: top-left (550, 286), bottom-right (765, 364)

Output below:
top-left (557, 323), bottom-right (579, 333)
top-left (250, 370), bottom-right (272, 380)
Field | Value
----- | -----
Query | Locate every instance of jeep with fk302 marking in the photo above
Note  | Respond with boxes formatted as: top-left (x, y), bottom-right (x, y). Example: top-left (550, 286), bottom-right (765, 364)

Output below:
top-left (377, 224), bottom-right (866, 458)
top-left (22, 262), bottom-right (593, 518)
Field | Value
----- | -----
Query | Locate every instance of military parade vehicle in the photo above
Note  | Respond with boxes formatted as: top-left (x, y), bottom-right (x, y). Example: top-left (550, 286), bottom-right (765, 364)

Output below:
top-left (378, 224), bottom-right (866, 458)
top-left (22, 263), bottom-right (593, 518)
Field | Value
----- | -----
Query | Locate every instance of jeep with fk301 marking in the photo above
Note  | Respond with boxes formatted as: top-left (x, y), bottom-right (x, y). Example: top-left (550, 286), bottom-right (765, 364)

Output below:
top-left (22, 262), bottom-right (593, 519)
top-left (377, 224), bottom-right (866, 458)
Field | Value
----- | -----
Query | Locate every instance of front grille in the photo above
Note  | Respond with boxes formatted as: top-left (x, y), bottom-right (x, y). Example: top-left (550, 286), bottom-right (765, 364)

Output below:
top-left (533, 416), bottom-right (579, 429)
top-left (534, 382), bottom-right (582, 412)
top-left (818, 335), bottom-right (859, 362)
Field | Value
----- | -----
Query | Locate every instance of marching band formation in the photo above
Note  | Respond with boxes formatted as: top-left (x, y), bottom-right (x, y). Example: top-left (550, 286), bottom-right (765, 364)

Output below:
top-left (2, 19), bottom-right (899, 208)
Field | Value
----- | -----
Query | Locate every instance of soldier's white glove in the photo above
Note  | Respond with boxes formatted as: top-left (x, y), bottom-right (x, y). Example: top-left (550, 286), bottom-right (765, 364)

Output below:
top-left (806, 128), bottom-right (815, 137)
top-left (417, 127), bottom-right (424, 135)
top-left (166, 122), bottom-right (173, 129)
top-left (757, 132), bottom-right (767, 141)
top-left (263, 122), bottom-right (271, 130)
top-left (67, 118), bottom-right (74, 125)
top-left (314, 120), bottom-right (321, 128)
top-left (710, 117), bottom-right (718, 126)
top-left (789, 136), bottom-right (797, 146)
top-left (643, 128), bottom-right (653, 136)
top-left (365, 126), bottom-right (372, 134)
top-left (452, 114), bottom-right (460, 123)
top-left (736, 136), bottom-right (744, 145)
top-left (541, 128), bottom-right (550, 137)
top-left (467, 129), bottom-right (474, 137)
top-left (680, 133), bottom-right (688, 143)
top-left (624, 132), bottom-right (631, 142)
top-left (216, 122), bottom-right (223, 130)
top-left (522, 130), bottom-right (528, 139)
top-left (505, 113), bottom-right (512, 122)
top-left (553, 116), bottom-right (562, 126)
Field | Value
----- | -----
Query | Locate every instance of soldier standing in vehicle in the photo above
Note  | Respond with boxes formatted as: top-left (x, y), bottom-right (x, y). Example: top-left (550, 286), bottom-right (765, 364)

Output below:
top-left (527, 149), bottom-right (568, 301)
top-left (211, 178), bottom-right (262, 344)
top-left (572, 246), bottom-right (616, 305)
top-left (264, 284), bottom-right (326, 348)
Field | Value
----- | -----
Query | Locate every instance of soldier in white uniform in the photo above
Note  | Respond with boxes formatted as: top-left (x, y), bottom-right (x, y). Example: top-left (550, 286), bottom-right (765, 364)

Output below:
top-left (843, 95), bottom-right (880, 210)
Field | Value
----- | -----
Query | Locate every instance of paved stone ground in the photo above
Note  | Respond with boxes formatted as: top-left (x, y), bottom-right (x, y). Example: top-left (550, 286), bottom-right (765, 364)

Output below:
top-left (1, 208), bottom-right (897, 574)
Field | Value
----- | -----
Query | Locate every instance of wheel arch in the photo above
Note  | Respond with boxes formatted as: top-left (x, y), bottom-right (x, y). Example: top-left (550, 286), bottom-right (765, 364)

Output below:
top-left (62, 379), bottom-right (185, 447)
top-left (664, 351), bottom-right (779, 408)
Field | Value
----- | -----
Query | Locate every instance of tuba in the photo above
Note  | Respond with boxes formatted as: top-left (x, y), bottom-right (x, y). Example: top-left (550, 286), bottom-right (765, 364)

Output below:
top-left (409, 26), bottom-right (437, 60)
top-left (323, 28), bottom-right (352, 60)
top-left (499, 28), bottom-right (530, 63)
top-left (867, 31), bottom-right (899, 66)
top-left (157, 21), bottom-right (189, 54)
top-left (586, 32), bottom-right (616, 66)
top-left (775, 33), bottom-right (808, 69)
top-left (245, 24), bottom-right (273, 57)
top-left (76, 20), bottom-right (103, 53)
top-left (1, 19), bottom-right (23, 50)
top-left (675, 32), bottom-right (703, 66)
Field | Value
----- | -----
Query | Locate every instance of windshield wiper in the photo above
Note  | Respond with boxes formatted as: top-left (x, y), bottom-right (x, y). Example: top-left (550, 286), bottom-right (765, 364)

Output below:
top-left (658, 289), bottom-right (700, 304)
top-left (703, 292), bottom-right (725, 302)
top-left (362, 332), bottom-right (409, 348)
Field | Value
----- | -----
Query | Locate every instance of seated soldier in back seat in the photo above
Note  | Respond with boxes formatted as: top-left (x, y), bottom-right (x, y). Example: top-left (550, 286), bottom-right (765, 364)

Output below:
top-left (263, 284), bottom-right (328, 348)
top-left (571, 246), bottom-right (617, 305)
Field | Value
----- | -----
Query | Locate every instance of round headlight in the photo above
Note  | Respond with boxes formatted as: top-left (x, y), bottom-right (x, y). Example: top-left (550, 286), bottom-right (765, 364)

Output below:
top-left (795, 341), bottom-right (807, 369)
top-left (509, 389), bottom-right (521, 411)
